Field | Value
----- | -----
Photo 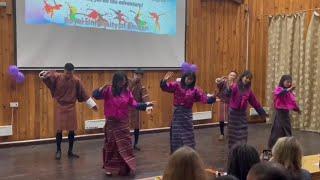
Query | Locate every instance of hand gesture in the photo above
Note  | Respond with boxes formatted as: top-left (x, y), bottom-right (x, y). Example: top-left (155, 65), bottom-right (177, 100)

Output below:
top-left (99, 84), bottom-right (109, 91)
top-left (215, 76), bottom-right (227, 84)
top-left (163, 72), bottom-right (174, 81)
top-left (207, 92), bottom-right (215, 97)
top-left (288, 84), bottom-right (296, 91)
top-left (92, 105), bottom-right (98, 112)
top-left (39, 71), bottom-right (49, 79)
top-left (146, 107), bottom-right (153, 114)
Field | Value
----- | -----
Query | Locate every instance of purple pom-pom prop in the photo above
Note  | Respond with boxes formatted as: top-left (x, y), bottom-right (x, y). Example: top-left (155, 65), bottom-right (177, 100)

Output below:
top-left (190, 64), bottom-right (198, 73)
top-left (181, 62), bottom-right (189, 73)
top-left (181, 62), bottom-right (192, 73)
top-left (8, 65), bottom-right (19, 76)
top-left (181, 62), bottom-right (198, 74)
top-left (15, 72), bottom-right (25, 84)
top-left (181, 62), bottom-right (189, 69)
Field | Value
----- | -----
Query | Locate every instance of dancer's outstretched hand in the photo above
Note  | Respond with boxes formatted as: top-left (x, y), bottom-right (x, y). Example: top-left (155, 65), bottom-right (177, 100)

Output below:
top-left (215, 76), bottom-right (227, 84)
top-left (92, 105), bottom-right (98, 112)
top-left (39, 71), bottom-right (49, 79)
top-left (99, 84), bottom-right (109, 91)
top-left (146, 101), bottom-right (156, 106)
top-left (289, 84), bottom-right (296, 91)
top-left (163, 72), bottom-right (174, 81)
top-left (146, 107), bottom-right (153, 114)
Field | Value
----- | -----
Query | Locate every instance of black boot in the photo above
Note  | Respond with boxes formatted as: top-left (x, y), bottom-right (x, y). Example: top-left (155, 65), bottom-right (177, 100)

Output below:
top-left (133, 129), bottom-right (140, 151)
top-left (68, 131), bottom-right (79, 158)
top-left (55, 132), bottom-right (62, 160)
top-left (218, 121), bottom-right (225, 141)
top-left (219, 121), bottom-right (225, 135)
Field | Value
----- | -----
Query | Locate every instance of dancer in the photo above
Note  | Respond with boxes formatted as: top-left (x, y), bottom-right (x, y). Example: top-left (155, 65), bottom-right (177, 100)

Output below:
top-left (111, 9), bottom-right (128, 24)
top-left (43, 0), bottom-right (63, 18)
top-left (160, 63), bottom-right (216, 153)
top-left (129, 69), bottom-right (150, 151)
top-left (130, 7), bottom-right (147, 29)
top-left (86, 9), bottom-right (109, 28)
top-left (225, 70), bottom-right (267, 150)
top-left (215, 71), bottom-right (237, 140)
top-left (92, 71), bottom-right (153, 176)
top-left (149, 12), bottom-right (165, 31)
top-left (39, 63), bottom-right (98, 160)
top-left (268, 75), bottom-right (300, 149)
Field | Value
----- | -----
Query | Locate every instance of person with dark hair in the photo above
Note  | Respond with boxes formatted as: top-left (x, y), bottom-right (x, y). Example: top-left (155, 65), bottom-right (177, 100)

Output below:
top-left (39, 63), bottom-right (98, 160)
top-left (64, 62), bottom-right (74, 71)
top-left (225, 70), bottom-right (267, 150)
top-left (247, 162), bottom-right (289, 180)
top-left (92, 71), bottom-right (153, 176)
top-left (268, 75), bottom-right (300, 149)
top-left (227, 144), bottom-right (260, 180)
top-left (129, 68), bottom-right (151, 151)
top-left (160, 63), bottom-right (216, 153)
top-left (215, 71), bottom-right (238, 141)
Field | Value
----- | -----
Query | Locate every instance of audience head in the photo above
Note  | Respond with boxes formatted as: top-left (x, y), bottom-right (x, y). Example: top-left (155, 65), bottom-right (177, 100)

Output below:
top-left (272, 137), bottom-right (302, 172)
top-left (162, 146), bottom-right (207, 180)
top-left (227, 144), bottom-right (260, 180)
top-left (271, 137), bottom-right (306, 179)
top-left (247, 162), bottom-right (289, 180)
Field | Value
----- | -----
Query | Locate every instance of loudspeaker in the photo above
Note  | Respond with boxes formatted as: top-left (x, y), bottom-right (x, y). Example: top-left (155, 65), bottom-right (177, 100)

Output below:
top-left (0, 2), bottom-right (7, 8)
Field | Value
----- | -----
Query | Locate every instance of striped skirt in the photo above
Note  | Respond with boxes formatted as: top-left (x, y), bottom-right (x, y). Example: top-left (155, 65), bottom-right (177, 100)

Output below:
top-left (103, 118), bottom-right (136, 175)
top-left (218, 101), bottom-right (229, 122)
top-left (228, 108), bottom-right (248, 150)
top-left (268, 109), bottom-right (291, 149)
top-left (170, 106), bottom-right (194, 153)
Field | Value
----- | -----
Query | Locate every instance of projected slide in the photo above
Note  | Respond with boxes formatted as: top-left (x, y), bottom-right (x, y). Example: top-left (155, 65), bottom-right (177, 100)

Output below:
top-left (25, 0), bottom-right (177, 35)
top-left (16, 0), bottom-right (185, 68)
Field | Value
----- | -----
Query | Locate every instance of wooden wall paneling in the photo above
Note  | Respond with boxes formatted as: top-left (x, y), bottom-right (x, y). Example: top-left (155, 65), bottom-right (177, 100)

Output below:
top-left (2, 0), bottom-right (320, 142)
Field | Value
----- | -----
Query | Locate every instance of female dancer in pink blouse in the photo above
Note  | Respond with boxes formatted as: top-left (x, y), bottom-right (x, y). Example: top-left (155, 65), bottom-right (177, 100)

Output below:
top-left (225, 70), bottom-right (267, 150)
top-left (93, 71), bottom-right (153, 176)
top-left (160, 63), bottom-right (216, 153)
top-left (268, 75), bottom-right (300, 149)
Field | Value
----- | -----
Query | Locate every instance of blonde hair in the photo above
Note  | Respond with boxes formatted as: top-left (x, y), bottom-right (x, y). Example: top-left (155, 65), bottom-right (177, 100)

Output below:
top-left (271, 137), bottom-right (302, 173)
top-left (162, 146), bottom-right (208, 180)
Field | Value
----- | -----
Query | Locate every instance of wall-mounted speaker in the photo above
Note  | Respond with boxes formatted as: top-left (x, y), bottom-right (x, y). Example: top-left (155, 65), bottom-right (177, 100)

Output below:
top-left (0, 2), bottom-right (7, 8)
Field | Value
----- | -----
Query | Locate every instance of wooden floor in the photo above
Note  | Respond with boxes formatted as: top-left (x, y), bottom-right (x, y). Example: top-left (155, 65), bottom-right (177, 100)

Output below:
top-left (0, 124), bottom-right (319, 180)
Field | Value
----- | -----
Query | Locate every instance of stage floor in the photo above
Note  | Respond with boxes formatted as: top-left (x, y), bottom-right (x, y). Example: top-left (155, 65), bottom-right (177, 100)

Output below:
top-left (0, 124), bottom-right (319, 180)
